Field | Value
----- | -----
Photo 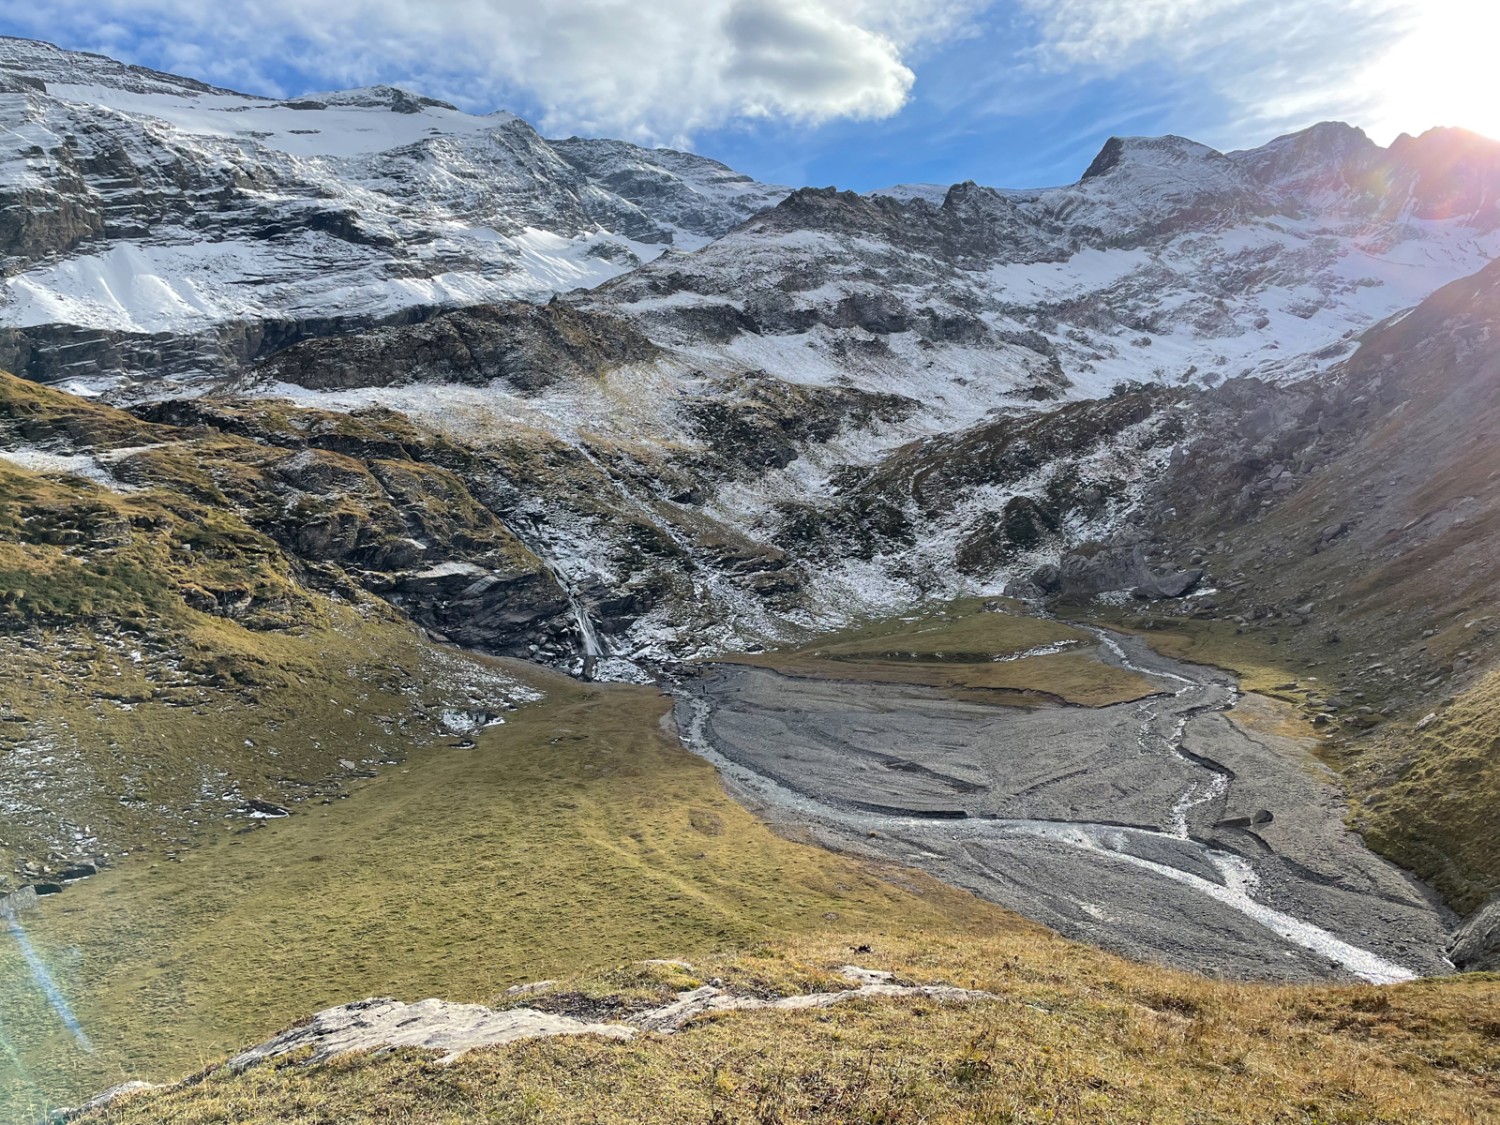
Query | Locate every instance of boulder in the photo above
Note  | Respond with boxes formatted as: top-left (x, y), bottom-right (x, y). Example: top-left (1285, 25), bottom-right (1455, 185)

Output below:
top-left (1132, 568), bottom-right (1204, 600)
top-left (1213, 810), bottom-right (1272, 829)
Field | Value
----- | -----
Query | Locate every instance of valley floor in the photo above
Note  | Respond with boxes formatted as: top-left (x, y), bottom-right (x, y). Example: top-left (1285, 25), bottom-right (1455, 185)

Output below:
top-left (678, 630), bottom-right (1450, 982)
top-left (2, 602), bottom-right (1495, 1123)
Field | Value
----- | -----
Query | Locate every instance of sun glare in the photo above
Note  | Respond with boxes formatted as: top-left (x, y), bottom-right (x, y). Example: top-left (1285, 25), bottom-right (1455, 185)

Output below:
top-left (1367, 0), bottom-right (1500, 143)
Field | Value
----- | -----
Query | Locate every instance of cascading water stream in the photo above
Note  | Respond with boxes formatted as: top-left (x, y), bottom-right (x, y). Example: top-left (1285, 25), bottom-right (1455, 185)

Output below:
top-left (1087, 626), bottom-right (1236, 838)
top-left (505, 514), bottom-right (608, 679)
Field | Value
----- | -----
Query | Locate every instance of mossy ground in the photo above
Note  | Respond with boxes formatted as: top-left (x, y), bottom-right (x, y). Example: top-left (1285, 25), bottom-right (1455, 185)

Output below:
top-left (723, 597), bottom-right (1157, 707)
top-left (1354, 663), bottom-right (1500, 915)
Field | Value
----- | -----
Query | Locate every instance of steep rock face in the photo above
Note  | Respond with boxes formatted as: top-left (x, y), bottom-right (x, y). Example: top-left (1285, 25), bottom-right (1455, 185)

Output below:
top-left (257, 301), bottom-right (660, 393)
top-left (120, 388), bottom-right (821, 664)
top-left (1449, 897), bottom-right (1500, 971)
top-left (234, 116), bottom-right (1500, 637)
top-left (764, 388), bottom-right (1189, 590)
top-left (1099, 255), bottom-right (1500, 683)
top-left (1233, 122), bottom-right (1500, 227)
top-left (1064, 134), bottom-right (1275, 243)
top-left (549, 137), bottom-right (789, 242)
top-left (0, 36), bottom-right (787, 387)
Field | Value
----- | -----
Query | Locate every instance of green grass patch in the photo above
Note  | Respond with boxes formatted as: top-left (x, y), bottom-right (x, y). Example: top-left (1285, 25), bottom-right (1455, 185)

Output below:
top-left (0, 676), bottom-right (1006, 1121)
top-left (725, 598), bottom-right (1158, 707)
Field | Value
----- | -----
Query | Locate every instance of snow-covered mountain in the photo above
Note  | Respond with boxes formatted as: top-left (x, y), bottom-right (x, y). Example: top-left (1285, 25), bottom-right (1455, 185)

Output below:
top-left (6, 37), bottom-right (1500, 661)
top-left (0, 36), bottom-right (787, 388)
top-left (235, 118), bottom-right (1500, 658)
top-left (588, 122), bottom-right (1500, 425)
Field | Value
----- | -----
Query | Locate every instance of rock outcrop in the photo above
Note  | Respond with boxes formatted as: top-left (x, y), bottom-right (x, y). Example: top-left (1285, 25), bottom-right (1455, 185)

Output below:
top-left (219, 965), bottom-right (994, 1069)
top-left (1449, 898), bottom-right (1500, 972)
top-left (256, 302), bottom-right (660, 393)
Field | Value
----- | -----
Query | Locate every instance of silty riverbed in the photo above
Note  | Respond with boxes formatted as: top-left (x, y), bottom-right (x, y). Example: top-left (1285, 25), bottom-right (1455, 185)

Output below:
top-left (675, 629), bottom-right (1452, 983)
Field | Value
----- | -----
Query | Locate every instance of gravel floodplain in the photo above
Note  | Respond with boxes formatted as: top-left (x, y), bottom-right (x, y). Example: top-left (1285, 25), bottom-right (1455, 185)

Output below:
top-left (676, 631), bottom-right (1453, 983)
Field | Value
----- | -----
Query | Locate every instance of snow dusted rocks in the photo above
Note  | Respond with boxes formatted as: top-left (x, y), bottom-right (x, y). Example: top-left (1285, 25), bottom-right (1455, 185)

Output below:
top-left (589, 125), bottom-right (1500, 417)
top-left (4, 34), bottom-right (1498, 399)
top-left (0, 35), bottom-right (785, 388)
top-left (6, 38), bottom-right (1500, 663)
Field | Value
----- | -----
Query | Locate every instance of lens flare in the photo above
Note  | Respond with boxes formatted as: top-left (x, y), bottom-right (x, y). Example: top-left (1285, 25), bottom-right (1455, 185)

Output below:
top-left (1366, 0), bottom-right (1500, 142)
top-left (4, 917), bottom-right (92, 1052)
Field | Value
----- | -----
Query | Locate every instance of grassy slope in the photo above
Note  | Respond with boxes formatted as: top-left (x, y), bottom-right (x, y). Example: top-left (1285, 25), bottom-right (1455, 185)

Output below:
top-left (1355, 665), bottom-right (1500, 915)
top-left (1, 591), bottom-right (1494, 1123)
top-left (82, 935), bottom-right (1500, 1124)
top-left (0, 450), bottom-right (526, 888)
top-left (3, 366), bottom-right (1496, 1122)
top-left (0, 676), bottom-right (1006, 1119)
top-left (723, 598), bottom-right (1158, 707)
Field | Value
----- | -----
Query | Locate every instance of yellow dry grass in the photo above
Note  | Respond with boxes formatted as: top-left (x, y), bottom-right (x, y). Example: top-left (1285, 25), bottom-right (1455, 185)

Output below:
top-left (81, 930), bottom-right (1500, 1125)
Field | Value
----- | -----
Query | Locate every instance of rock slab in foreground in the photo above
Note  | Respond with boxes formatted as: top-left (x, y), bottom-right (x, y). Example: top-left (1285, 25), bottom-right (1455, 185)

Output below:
top-left (208, 965), bottom-right (994, 1072)
top-left (226, 997), bottom-right (634, 1068)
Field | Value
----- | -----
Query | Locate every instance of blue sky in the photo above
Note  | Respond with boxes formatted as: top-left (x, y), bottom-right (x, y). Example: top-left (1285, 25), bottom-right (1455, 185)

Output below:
top-left (0, 0), bottom-right (1490, 192)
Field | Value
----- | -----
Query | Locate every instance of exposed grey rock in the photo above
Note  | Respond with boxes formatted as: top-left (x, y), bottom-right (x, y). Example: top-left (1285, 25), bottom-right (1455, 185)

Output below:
top-left (226, 997), bottom-right (634, 1069)
top-left (1132, 568), bottom-right (1204, 599)
top-left (52, 1080), bottom-right (162, 1123)
top-left (549, 137), bottom-right (788, 243)
top-left (1449, 897), bottom-right (1500, 971)
top-left (217, 965), bottom-right (992, 1071)
top-left (242, 798), bottom-right (290, 818)
top-left (0, 36), bottom-right (786, 385)
top-left (0, 884), bottom-right (37, 918)
top-left (630, 971), bottom-right (993, 1034)
top-left (255, 302), bottom-right (659, 394)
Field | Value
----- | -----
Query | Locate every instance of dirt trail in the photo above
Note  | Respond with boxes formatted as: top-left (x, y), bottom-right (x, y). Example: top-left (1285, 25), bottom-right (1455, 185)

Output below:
top-left (675, 631), bottom-right (1453, 982)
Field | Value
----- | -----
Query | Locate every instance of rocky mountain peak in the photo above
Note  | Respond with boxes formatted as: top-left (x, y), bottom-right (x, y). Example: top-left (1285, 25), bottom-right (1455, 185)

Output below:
top-left (0, 34), bottom-right (238, 97)
top-left (300, 85), bottom-right (462, 114)
top-left (1384, 125), bottom-right (1500, 225)
top-left (1229, 121), bottom-right (1376, 190)
top-left (548, 136), bottom-right (789, 243)
top-left (1079, 133), bottom-right (1230, 180)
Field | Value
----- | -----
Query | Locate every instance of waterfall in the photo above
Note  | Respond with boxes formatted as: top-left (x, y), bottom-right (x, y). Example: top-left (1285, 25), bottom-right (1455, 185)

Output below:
top-left (535, 559), bottom-right (605, 678)
top-left (564, 582), bottom-right (604, 659)
top-left (502, 511), bottom-right (608, 677)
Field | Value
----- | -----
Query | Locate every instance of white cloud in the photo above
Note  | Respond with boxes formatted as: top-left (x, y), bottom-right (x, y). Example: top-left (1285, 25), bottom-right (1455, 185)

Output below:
top-left (1020, 0), bottom-right (1397, 138)
top-left (1017, 0), bottom-right (1499, 146)
top-left (0, 0), bottom-right (988, 143)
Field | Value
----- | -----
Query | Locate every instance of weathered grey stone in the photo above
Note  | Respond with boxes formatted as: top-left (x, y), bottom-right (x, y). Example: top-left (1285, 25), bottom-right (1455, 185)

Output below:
top-left (1449, 897), bottom-right (1500, 972)
top-left (1132, 568), bottom-right (1204, 599)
